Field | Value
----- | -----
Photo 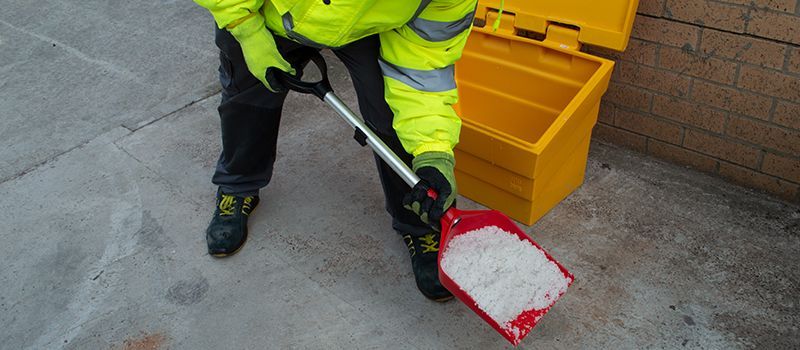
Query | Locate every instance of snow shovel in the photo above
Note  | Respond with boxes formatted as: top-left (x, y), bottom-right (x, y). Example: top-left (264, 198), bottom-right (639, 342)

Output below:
top-left (277, 51), bottom-right (574, 346)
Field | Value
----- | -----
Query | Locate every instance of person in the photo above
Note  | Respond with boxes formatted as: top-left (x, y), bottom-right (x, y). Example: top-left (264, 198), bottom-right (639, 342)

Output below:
top-left (194, 0), bottom-right (477, 302)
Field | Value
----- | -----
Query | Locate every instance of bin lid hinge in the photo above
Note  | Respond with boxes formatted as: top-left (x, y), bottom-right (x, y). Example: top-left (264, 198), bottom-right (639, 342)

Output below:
top-left (479, 8), bottom-right (516, 35)
top-left (543, 22), bottom-right (581, 51)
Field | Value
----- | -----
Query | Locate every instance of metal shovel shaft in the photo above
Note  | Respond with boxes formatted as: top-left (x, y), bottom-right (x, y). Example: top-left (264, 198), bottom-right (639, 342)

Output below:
top-left (323, 92), bottom-right (421, 188)
top-left (277, 54), bottom-right (572, 346)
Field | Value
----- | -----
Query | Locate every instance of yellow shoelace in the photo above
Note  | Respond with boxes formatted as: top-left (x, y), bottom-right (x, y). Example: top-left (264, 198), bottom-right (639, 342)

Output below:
top-left (420, 233), bottom-right (440, 254)
top-left (404, 235), bottom-right (417, 257)
top-left (218, 194), bottom-right (236, 216)
top-left (242, 197), bottom-right (253, 216)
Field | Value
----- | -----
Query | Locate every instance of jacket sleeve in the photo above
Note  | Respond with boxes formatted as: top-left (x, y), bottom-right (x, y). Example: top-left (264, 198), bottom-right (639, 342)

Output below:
top-left (194, 0), bottom-right (264, 29)
top-left (194, 0), bottom-right (293, 90)
top-left (193, 0), bottom-right (277, 49)
top-left (378, 0), bottom-right (478, 157)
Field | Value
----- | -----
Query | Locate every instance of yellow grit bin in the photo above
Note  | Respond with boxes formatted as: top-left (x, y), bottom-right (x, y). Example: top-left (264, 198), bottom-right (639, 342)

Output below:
top-left (453, 0), bottom-right (639, 225)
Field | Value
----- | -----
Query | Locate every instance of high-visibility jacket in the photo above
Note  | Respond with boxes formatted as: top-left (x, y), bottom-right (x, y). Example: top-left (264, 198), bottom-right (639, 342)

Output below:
top-left (195, 0), bottom-right (478, 157)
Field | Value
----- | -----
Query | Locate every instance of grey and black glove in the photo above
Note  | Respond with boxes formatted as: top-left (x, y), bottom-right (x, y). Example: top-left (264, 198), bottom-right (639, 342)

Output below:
top-left (403, 152), bottom-right (457, 230)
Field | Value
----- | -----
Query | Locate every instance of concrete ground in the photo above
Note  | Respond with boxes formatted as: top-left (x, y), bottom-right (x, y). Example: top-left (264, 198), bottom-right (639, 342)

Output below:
top-left (1, 1), bottom-right (798, 349)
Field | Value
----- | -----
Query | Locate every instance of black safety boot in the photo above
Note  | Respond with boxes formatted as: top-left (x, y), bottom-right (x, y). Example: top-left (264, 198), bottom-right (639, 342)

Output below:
top-left (206, 189), bottom-right (259, 257)
top-left (402, 232), bottom-right (453, 302)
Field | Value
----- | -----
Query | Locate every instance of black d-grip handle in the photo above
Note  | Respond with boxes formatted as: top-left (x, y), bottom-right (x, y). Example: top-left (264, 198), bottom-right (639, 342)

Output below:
top-left (276, 50), bottom-right (332, 100)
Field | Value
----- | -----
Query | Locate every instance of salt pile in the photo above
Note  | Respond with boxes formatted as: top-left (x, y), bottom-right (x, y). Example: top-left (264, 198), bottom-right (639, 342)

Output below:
top-left (440, 225), bottom-right (571, 331)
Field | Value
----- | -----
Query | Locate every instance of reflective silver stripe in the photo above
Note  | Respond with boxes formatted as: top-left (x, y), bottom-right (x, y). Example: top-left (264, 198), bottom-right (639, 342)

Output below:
top-left (378, 59), bottom-right (456, 92)
top-left (407, 8), bottom-right (476, 42)
top-left (408, 11), bottom-right (475, 42)
top-left (282, 12), bottom-right (327, 48)
top-left (411, 0), bottom-right (433, 21)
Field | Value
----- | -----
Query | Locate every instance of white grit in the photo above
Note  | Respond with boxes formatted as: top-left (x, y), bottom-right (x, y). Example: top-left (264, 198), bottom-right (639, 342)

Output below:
top-left (440, 226), bottom-right (571, 330)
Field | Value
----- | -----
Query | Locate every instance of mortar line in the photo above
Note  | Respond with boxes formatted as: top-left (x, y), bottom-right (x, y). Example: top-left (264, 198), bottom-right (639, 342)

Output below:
top-left (743, 2), bottom-right (753, 34)
top-left (696, 27), bottom-right (704, 52)
top-left (768, 98), bottom-right (778, 123)
top-left (681, 73), bottom-right (786, 107)
top-left (636, 13), bottom-right (798, 47)
top-left (732, 62), bottom-right (742, 86)
top-left (655, 43), bottom-right (662, 68)
top-left (708, 0), bottom-right (795, 14)
top-left (782, 45), bottom-right (793, 72)
top-left (680, 126), bottom-right (687, 146)
top-left (696, 112), bottom-right (796, 164)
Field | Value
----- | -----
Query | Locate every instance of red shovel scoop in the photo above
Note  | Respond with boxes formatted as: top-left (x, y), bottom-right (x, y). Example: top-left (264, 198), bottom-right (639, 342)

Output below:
top-left (278, 52), bottom-right (574, 346)
top-left (436, 204), bottom-right (574, 345)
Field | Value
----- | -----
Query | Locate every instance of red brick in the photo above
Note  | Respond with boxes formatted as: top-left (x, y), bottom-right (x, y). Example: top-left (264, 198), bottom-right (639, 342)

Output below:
top-left (599, 103), bottom-right (615, 124)
top-left (620, 39), bottom-right (659, 66)
top-left (631, 15), bottom-right (700, 48)
top-left (737, 65), bottom-right (800, 101)
top-left (700, 29), bottom-right (787, 69)
top-left (615, 109), bottom-right (684, 144)
top-left (647, 139), bottom-right (719, 172)
top-left (614, 61), bottom-right (692, 97)
top-left (593, 124), bottom-right (648, 153)
top-left (719, 162), bottom-right (799, 200)
top-left (659, 46), bottom-right (738, 84)
top-left (652, 94), bottom-right (728, 132)
top-left (727, 116), bottom-right (800, 154)
top-left (762, 153), bottom-right (800, 183)
top-left (689, 80), bottom-right (773, 120)
top-left (603, 83), bottom-right (654, 112)
top-left (684, 129), bottom-right (761, 167)
top-left (746, 8), bottom-right (800, 45)
top-left (722, 0), bottom-right (797, 13)
top-left (773, 100), bottom-right (800, 130)
top-left (638, 0), bottom-right (665, 16)
top-left (666, 0), bottom-right (749, 33)
top-left (788, 47), bottom-right (800, 75)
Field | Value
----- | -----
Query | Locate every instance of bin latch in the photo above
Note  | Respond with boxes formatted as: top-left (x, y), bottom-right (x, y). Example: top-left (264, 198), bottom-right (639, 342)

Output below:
top-left (543, 22), bottom-right (581, 51)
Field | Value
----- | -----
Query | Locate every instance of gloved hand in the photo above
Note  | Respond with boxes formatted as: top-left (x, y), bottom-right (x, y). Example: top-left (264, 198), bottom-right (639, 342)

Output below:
top-left (228, 13), bottom-right (295, 92)
top-left (403, 152), bottom-right (457, 230)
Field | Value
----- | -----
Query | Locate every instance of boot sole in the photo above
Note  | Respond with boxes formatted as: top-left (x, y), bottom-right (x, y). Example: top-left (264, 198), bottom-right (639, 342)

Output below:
top-left (418, 283), bottom-right (455, 303)
top-left (431, 295), bottom-right (454, 303)
top-left (209, 231), bottom-right (248, 258)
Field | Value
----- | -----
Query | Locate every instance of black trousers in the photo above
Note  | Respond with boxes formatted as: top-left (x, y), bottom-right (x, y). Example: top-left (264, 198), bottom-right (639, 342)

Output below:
top-left (212, 27), bottom-right (430, 237)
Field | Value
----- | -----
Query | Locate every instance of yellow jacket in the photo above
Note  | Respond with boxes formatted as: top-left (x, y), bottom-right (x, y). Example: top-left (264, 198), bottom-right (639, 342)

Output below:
top-left (195, 0), bottom-right (477, 157)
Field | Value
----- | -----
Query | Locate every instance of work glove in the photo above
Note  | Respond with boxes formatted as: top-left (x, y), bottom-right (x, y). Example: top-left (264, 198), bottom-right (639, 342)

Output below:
top-left (403, 152), bottom-right (457, 230)
top-left (228, 13), bottom-right (295, 92)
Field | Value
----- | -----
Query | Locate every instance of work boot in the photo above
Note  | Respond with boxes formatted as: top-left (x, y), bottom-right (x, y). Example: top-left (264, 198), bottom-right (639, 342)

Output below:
top-left (206, 189), bottom-right (259, 257)
top-left (402, 232), bottom-right (453, 302)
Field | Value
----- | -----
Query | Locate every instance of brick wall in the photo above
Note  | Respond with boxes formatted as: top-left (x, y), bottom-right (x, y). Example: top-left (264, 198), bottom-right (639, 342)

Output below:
top-left (586, 0), bottom-right (800, 202)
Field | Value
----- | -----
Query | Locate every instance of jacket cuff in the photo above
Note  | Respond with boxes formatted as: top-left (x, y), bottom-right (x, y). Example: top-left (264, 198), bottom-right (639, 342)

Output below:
top-left (412, 143), bottom-right (454, 158)
top-left (412, 151), bottom-right (455, 172)
top-left (227, 12), bottom-right (266, 39)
